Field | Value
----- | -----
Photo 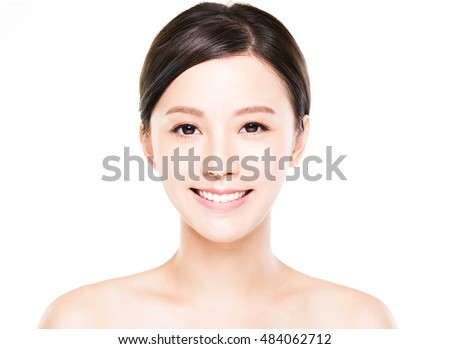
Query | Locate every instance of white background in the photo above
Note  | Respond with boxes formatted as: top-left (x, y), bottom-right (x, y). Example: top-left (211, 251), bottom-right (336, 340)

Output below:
top-left (1, 0), bottom-right (449, 340)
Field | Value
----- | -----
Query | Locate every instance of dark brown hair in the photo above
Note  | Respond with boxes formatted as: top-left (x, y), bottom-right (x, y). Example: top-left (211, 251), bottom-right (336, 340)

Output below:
top-left (139, 2), bottom-right (310, 134)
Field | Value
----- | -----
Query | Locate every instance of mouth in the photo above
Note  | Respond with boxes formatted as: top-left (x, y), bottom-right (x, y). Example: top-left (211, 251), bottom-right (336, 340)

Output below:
top-left (190, 188), bottom-right (252, 203)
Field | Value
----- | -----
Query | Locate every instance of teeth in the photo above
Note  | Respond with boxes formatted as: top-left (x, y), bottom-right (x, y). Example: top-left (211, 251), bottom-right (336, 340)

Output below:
top-left (197, 190), bottom-right (248, 203)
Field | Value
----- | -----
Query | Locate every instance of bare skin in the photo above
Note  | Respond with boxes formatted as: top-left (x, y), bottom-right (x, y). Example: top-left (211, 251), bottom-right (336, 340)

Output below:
top-left (39, 216), bottom-right (396, 328)
top-left (39, 56), bottom-right (396, 329)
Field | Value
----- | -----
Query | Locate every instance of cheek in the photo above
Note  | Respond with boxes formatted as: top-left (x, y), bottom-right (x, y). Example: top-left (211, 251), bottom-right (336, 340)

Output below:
top-left (150, 130), bottom-right (196, 181)
top-left (238, 134), bottom-right (293, 182)
top-left (150, 126), bottom-right (295, 185)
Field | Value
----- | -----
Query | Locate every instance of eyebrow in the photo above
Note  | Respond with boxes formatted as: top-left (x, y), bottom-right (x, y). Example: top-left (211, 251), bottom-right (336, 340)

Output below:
top-left (165, 105), bottom-right (275, 117)
top-left (234, 105), bottom-right (275, 117)
top-left (165, 106), bottom-right (204, 117)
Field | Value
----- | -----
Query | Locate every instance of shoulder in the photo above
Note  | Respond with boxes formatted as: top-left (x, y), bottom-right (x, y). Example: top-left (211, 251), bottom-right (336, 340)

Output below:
top-left (38, 271), bottom-right (154, 329)
top-left (326, 283), bottom-right (396, 328)
top-left (38, 281), bottom-right (116, 328)
top-left (289, 273), bottom-right (397, 328)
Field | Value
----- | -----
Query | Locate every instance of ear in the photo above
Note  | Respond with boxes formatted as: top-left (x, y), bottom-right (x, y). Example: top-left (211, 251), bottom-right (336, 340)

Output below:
top-left (290, 114), bottom-right (310, 167)
top-left (139, 123), bottom-right (156, 169)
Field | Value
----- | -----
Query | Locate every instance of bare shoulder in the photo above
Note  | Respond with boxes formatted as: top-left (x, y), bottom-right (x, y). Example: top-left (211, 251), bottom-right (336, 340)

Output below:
top-left (322, 281), bottom-right (397, 328)
top-left (288, 272), bottom-right (397, 328)
top-left (38, 282), bottom-right (109, 328)
top-left (38, 269), bottom-right (163, 328)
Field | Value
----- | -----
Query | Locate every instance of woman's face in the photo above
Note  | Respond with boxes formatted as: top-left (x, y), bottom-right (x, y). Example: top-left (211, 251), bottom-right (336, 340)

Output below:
top-left (142, 55), bottom-right (308, 243)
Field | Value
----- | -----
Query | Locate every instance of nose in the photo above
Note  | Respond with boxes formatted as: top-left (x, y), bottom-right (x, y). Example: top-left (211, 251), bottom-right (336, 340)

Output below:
top-left (206, 169), bottom-right (228, 180)
top-left (202, 132), bottom-right (239, 181)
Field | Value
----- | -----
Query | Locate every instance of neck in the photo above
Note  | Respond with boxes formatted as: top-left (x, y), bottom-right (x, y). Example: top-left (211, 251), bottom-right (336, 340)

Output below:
top-left (166, 213), bottom-right (282, 302)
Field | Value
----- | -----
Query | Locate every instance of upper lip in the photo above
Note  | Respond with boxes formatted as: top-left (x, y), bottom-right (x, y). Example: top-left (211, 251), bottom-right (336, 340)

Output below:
top-left (191, 188), bottom-right (251, 195)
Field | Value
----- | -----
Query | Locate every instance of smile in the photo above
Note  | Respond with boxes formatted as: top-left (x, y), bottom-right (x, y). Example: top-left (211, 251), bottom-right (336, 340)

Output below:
top-left (191, 189), bottom-right (252, 203)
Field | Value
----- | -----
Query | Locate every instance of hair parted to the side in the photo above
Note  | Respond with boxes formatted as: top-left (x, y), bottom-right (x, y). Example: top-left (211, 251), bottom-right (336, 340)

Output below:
top-left (139, 2), bottom-right (310, 135)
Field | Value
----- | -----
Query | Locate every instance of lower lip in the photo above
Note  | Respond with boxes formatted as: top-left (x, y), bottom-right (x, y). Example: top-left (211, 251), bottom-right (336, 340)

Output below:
top-left (191, 190), bottom-right (252, 211)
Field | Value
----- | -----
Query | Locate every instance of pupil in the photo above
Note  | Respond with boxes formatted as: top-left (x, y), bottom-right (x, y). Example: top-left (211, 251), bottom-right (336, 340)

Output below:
top-left (183, 125), bottom-right (195, 134)
top-left (246, 123), bottom-right (258, 133)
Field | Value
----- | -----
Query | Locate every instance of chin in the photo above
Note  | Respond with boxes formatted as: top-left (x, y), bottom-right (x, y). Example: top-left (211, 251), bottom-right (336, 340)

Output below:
top-left (184, 214), bottom-right (266, 244)
top-left (200, 232), bottom-right (249, 244)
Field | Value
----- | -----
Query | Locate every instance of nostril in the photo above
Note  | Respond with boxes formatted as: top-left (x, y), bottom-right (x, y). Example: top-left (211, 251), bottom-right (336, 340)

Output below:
top-left (207, 171), bottom-right (224, 179)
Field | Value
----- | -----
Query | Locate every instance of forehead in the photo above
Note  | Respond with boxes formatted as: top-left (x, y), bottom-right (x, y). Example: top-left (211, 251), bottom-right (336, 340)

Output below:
top-left (152, 55), bottom-right (292, 117)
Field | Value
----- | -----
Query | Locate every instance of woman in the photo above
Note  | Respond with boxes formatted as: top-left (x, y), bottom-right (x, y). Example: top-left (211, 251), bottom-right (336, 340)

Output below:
top-left (39, 2), bottom-right (396, 328)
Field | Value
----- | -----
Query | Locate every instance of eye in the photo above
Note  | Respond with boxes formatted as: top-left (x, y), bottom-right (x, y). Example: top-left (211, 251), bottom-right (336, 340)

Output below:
top-left (239, 122), bottom-right (269, 134)
top-left (172, 124), bottom-right (200, 136)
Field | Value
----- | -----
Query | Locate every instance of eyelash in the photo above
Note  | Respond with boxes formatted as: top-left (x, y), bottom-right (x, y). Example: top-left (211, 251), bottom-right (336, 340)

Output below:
top-left (239, 122), bottom-right (269, 134)
top-left (171, 123), bottom-right (201, 138)
top-left (171, 122), bottom-right (270, 137)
